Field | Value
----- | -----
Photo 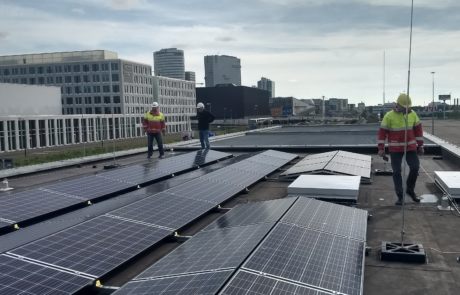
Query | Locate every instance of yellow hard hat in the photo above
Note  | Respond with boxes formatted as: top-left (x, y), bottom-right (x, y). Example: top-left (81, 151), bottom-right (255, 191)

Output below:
top-left (397, 93), bottom-right (412, 107)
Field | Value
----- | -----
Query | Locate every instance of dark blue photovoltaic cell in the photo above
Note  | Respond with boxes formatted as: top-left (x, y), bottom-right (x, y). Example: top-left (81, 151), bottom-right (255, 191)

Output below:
top-left (137, 223), bottom-right (273, 279)
top-left (109, 192), bottom-right (216, 230)
top-left (281, 197), bottom-right (367, 241)
top-left (114, 270), bottom-right (233, 295)
top-left (0, 189), bottom-right (83, 224)
top-left (203, 198), bottom-right (297, 231)
top-left (221, 270), bottom-right (331, 295)
top-left (0, 254), bottom-right (92, 295)
top-left (243, 223), bottom-right (365, 295)
top-left (9, 215), bottom-right (172, 277)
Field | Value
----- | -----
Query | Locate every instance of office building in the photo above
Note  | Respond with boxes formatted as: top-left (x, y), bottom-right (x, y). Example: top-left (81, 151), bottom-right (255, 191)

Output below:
top-left (153, 48), bottom-right (185, 80)
top-left (152, 76), bottom-right (196, 133)
top-left (0, 50), bottom-right (153, 115)
top-left (204, 55), bottom-right (241, 87)
top-left (185, 71), bottom-right (195, 82)
top-left (196, 85), bottom-right (269, 119)
top-left (257, 77), bottom-right (275, 98)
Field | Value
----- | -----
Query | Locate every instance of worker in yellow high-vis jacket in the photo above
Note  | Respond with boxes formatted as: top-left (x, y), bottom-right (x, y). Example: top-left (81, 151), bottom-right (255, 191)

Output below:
top-left (143, 102), bottom-right (166, 159)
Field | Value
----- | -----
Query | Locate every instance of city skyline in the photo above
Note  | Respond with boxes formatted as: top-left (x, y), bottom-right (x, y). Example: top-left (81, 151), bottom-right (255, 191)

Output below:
top-left (1, 0), bottom-right (459, 105)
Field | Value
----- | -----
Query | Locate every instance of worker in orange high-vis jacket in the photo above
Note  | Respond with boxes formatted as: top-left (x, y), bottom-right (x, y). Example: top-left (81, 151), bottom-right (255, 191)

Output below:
top-left (377, 94), bottom-right (424, 205)
top-left (143, 102), bottom-right (166, 159)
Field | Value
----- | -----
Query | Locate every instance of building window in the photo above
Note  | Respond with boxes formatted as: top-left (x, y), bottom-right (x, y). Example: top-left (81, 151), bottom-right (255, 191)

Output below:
top-left (104, 96), bottom-right (111, 104)
top-left (92, 64), bottom-right (99, 71)
top-left (114, 107), bottom-right (121, 114)
top-left (83, 75), bottom-right (90, 82)
top-left (94, 96), bottom-right (101, 104)
top-left (93, 85), bottom-right (101, 92)
top-left (111, 62), bottom-right (119, 71)
top-left (83, 64), bottom-right (90, 72)
top-left (20, 68), bottom-right (26, 75)
top-left (93, 74), bottom-right (100, 82)
top-left (111, 73), bottom-right (119, 81)
top-left (46, 77), bottom-right (54, 83)
top-left (56, 76), bottom-right (63, 83)
top-left (75, 97), bottom-right (82, 104)
top-left (29, 67), bottom-right (35, 74)
top-left (74, 86), bottom-right (81, 94)
top-left (29, 77), bottom-right (35, 84)
top-left (73, 64), bottom-right (81, 72)
top-left (46, 66), bottom-right (53, 73)
top-left (37, 66), bottom-right (44, 74)
top-left (86, 107), bottom-right (93, 114)
top-left (101, 74), bottom-right (110, 82)
top-left (66, 97), bottom-right (73, 104)
top-left (65, 87), bottom-right (72, 94)
top-left (64, 65), bottom-right (72, 72)
top-left (112, 85), bottom-right (119, 93)
top-left (95, 107), bottom-right (102, 114)
top-left (85, 97), bottom-right (92, 104)
top-left (55, 65), bottom-right (62, 73)
top-left (113, 96), bottom-right (120, 103)
top-left (74, 76), bottom-right (81, 83)
top-left (102, 85), bottom-right (110, 93)
top-left (101, 63), bottom-right (109, 71)
top-left (65, 76), bottom-right (72, 83)
top-left (104, 107), bottom-right (112, 114)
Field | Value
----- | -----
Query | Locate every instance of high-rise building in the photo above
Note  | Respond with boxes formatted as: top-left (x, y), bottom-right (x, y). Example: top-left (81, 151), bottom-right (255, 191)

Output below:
top-left (0, 50), bottom-right (153, 115)
top-left (153, 48), bottom-right (185, 80)
top-left (152, 76), bottom-right (196, 134)
top-left (185, 71), bottom-right (196, 82)
top-left (257, 77), bottom-right (275, 98)
top-left (204, 55), bottom-right (241, 87)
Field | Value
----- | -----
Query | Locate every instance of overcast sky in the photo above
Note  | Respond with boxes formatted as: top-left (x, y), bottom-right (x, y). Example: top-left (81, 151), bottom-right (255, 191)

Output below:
top-left (1, 0), bottom-right (459, 105)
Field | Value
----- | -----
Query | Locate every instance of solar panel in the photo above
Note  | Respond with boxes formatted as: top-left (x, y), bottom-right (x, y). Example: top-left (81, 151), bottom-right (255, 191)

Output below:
top-left (221, 270), bottom-right (331, 295)
top-left (281, 152), bottom-right (337, 176)
top-left (137, 223), bottom-right (273, 279)
top-left (243, 223), bottom-right (365, 295)
top-left (97, 164), bottom-right (164, 185)
top-left (0, 189), bottom-right (83, 225)
top-left (203, 198), bottom-right (297, 231)
top-left (169, 178), bottom-right (242, 205)
top-left (114, 270), bottom-right (233, 295)
top-left (109, 192), bottom-right (216, 230)
top-left (9, 215), bottom-right (172, 277)
top-left (0, 254), bottom-right (92, 295)
top-left (42, 175), bottom-right (134, 201)
top-left (281, 198), bottom-right (367, 241)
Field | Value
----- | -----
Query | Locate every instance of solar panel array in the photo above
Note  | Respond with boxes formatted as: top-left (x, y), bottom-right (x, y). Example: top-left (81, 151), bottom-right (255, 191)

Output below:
top-left (281, 150), bottom-right (372, 181)
top-left (0, 254), bottom-right (93, 295)
top-left (2, 150), bottom-right (297, 294)
top-left (114, 196), bottom-right (367, 295)
top-left (0, 150), bottom-right (231, 233)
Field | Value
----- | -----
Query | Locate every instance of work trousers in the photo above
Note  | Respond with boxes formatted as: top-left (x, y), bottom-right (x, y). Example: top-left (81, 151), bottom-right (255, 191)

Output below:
top-left (199, 130), bottom-right (210, 149)
top-left (147, 132), bottom-right (164, 157)
top-left (390, 151), bottom-right (420, 198)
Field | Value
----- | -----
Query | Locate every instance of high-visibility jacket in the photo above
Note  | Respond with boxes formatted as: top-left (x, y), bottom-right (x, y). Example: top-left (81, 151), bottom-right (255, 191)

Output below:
top-left (377, 110), bottom-right (423, 153)
top-left (143, 111), bottom-right (166, 134)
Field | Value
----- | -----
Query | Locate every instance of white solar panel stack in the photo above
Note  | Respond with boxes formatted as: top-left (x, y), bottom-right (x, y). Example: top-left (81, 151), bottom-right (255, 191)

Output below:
top-left (287, 175), bottom-right (361, 202)
top-left (434, 171), bottom-right (460, 199)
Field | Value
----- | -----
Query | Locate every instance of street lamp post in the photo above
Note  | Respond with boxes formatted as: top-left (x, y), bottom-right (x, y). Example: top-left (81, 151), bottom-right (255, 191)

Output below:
top-left (431, 72), bottom-right (435, 135)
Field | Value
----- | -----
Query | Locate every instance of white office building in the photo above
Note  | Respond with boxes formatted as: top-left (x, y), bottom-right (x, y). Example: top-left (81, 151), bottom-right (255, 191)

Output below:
top-left (152, 76), bottom-right (196, 134)
top-left (257, 77), bottom-right (275, 98)
top-left (204, 55), bottom-right (241, 87)
top-left (0, 50), bottom-right (154, 115)
top-left (153, 48), bottom-right (185, 80)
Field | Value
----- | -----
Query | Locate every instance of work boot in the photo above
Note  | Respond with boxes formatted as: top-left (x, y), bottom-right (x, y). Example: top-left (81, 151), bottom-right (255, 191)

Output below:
top-left (395, 194), bottom-right (403, 206)
top-left (406, 190), bottom-right (421, 203)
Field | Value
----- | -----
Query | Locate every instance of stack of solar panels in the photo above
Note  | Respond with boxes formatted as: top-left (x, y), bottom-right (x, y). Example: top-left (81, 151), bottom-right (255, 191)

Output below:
top-left (0, 150), bottom-right (231, 233)
top-left (281, 150), bottom-right (372, 183)
top-left (0, 150), bottom-right (296, 295)
top-left (114, 197), bottom-right (368, 295)
top-left (434, 171), bottom-right (460, 199)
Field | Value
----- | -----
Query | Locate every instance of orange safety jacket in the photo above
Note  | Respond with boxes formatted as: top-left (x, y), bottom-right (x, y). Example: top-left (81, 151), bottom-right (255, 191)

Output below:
top-left (377, 109), bottom-right (423, 153)
top-left (143, 111), bottom-right (166, 134)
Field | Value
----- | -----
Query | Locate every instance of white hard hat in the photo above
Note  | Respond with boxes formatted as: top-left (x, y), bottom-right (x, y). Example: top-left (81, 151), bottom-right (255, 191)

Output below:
top-left (197, 102), bottom-right (205, 109)
top-left (152, 102), bottom-right (159, 108)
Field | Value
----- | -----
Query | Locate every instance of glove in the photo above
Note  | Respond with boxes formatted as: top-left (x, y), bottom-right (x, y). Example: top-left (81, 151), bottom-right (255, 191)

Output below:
top-left (377, 149), bottom-right (385, 157)
top-left (417, 146), bottom-right (424, 155)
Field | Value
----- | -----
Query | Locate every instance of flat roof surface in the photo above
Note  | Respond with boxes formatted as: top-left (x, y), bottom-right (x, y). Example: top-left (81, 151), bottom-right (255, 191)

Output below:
top-left (1, 121), bottom-right (459, 295)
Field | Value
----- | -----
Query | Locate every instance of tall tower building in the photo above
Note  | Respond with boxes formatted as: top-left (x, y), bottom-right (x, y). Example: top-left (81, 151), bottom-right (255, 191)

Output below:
top-left (185, 71), bottom-right (195, 82)
top-left (153, 48), bottom-right (185, 80)
top-left (204, 55), bottom-right (241, 87)
top-left (257, 77), bottom-right (275, 98)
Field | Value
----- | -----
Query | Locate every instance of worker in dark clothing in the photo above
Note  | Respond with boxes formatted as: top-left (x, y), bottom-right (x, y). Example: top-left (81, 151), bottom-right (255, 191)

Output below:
top-left (196, 102), bottom-right (215, 149)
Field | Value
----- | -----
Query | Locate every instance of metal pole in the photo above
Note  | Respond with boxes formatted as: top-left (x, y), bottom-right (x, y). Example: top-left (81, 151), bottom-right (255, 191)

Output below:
top-left (431, 71), bottom-right (435, 134)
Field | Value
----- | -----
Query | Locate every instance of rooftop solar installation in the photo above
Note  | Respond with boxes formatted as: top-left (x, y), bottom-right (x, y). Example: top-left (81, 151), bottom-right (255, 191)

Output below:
top-left (281, 150), bottom-right (372, 181)
top-left (136, 223), bottom-right (273, 279)
top-left (108, 192), bottom-right (216, 230)
top-left (203, 197), bottom-right (297, 231)
top-left (220, 270), bottom-right (331, 295)
top-left (0, 254), bottom-right (93, 295)
top-left (8, 215), bottom-right (172, 278)
top-left (114, 270), bottom-right (233, 295)
top-left (243, 223), bottom-right (365, 295)
top-left (281, 197), bottom-right (367, 241)
top-left (0, 189), bottom-right (83, 230)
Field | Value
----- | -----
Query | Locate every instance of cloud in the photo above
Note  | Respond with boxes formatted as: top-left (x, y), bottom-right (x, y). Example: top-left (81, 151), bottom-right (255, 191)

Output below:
top-left (0, 32), bottom-right (8, 40)
top-left (110, 0), bottom-right (143, 10)
top-left (71, 8), bottom-right (85, 15)
top-left (215, 36), bottom-right (236, 42)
